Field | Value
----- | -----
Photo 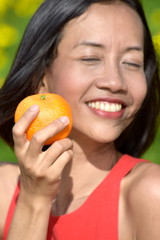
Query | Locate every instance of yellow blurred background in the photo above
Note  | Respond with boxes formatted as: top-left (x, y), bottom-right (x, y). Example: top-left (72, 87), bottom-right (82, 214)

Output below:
top-left (0, 0), bottom-right (160, 163)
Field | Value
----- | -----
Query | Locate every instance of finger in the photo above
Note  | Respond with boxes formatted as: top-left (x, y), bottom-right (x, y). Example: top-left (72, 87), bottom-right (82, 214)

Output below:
top-left (48, 149), bottom-right (73, 178)
top-left (23, 139), bottom-right (72, 182)
top-left (27, 116), bottom-right (70, 159)
top-left (39, 138), bottom-right (73, 168)
top-left (13, 105), bottom-right (39, 148)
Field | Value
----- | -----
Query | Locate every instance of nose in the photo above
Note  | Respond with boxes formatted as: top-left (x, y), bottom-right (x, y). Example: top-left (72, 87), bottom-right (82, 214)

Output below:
top-left (95, 62), bottom-right (128, 93)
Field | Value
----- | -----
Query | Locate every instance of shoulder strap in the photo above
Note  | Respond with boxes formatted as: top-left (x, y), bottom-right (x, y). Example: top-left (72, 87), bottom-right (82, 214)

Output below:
top-left (98, 154), bottom-right (148, 240)
top-left (2, 181), bottom-right (20, 240)
top-left (109, 154), bottom-right (147, 180)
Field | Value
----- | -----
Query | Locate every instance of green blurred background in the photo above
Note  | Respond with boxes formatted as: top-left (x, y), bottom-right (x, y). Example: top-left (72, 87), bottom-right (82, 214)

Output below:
top-left (0, 0), bottom-right (160, 163)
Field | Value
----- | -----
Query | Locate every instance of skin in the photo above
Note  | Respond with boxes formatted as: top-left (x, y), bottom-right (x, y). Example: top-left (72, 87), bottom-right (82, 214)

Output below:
top-left (0, 2), bottom-right (160, 240)
top-left (44, 2), bottom-right (147, 144)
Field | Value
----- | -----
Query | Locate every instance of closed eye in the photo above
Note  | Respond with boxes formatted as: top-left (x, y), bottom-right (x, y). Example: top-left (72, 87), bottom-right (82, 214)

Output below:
top-left (80, 58), bottom-right (101, 63)
top-left (80, 58), bottom-right (101, 67)
top-left (123, 62), bottom-right (142, 69)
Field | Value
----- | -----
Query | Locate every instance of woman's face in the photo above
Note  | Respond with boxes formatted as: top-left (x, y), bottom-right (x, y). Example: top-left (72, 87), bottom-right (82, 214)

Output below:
top-left (43, 2), bottom-right (147, 143)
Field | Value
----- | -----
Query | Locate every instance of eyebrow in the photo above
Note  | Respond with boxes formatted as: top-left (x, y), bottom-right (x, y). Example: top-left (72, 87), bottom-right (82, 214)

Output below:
top-left (73, 41), bottom-right (143, 53)
top-left (73, 41), bottom-right (105, 49)
top-left (124, 46), bottom-right (143, 52)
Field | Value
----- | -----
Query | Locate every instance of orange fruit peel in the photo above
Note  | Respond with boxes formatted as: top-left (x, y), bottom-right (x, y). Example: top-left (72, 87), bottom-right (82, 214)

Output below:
top-left (14, 93), bottom-right (73, 145)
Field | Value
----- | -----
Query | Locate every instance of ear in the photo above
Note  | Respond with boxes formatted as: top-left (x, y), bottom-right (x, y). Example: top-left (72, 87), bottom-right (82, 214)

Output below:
top-left (37, 74), bottom-right (49, 94)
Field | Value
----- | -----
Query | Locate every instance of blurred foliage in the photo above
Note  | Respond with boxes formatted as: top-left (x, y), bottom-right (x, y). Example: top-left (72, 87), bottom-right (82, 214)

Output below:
top-left (0, 0), bottom-right (43, 86)
top-left (0, 0), bottom-right (160, 163)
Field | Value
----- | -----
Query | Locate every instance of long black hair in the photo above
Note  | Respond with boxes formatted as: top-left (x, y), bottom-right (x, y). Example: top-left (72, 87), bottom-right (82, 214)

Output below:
top-left (0, 0), bottom-right (160, 157)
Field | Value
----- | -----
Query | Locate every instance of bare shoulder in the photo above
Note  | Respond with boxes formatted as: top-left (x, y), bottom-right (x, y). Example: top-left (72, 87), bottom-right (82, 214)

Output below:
top-left (0, 162), bottom-right (20, 189)
top-left (127, 160), bottom-right (160, 240)
top-left (128, 160), bottom-right (160, 201)
top-left (0, 162), bottom-right (20, 238)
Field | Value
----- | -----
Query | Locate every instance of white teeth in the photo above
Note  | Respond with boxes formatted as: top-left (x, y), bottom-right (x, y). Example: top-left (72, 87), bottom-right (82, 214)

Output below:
top-left (95, 102), bottom-right (100, 109)
top-left (100, 102), bottom-right (105, 111)
top-left (87, 101), bottom-right (122, 112)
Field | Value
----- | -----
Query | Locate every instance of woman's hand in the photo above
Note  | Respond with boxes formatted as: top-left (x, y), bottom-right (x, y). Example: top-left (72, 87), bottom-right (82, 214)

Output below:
top-left (12, 104), bottom-right (73, 209)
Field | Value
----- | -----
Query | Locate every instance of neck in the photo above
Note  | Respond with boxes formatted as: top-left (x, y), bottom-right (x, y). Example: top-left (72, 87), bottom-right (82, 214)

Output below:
top-left (53, 136), bottom-right (122, 216)
top-left (70, 133), bottom-right (120, 169)
top-left (61, 136), bottom-right (121, 192)
top-left (53, 138), bottom-right (121, 216)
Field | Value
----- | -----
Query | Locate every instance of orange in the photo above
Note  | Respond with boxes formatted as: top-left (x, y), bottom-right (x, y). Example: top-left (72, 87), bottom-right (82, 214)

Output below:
top-left (14, 93), bottom-right (73, 145)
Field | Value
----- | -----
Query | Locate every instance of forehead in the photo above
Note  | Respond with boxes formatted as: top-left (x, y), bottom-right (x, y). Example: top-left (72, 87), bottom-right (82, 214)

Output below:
top-left (61, 2), bottom-right (144, 48)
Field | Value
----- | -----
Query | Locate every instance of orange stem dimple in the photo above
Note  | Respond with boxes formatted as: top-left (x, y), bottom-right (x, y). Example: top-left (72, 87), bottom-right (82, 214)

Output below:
top-left (40, 95), bottom-right (46, 100)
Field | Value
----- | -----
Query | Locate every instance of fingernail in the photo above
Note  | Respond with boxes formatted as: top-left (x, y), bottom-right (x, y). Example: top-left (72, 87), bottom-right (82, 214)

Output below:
top-left (59, 116), bottom-right (69, 124)
top-left (29, 105), bottom-right (39, 112)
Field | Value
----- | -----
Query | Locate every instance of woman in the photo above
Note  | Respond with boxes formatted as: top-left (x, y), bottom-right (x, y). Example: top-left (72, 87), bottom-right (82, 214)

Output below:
top-left (0, 0), bottom-right (160, 239)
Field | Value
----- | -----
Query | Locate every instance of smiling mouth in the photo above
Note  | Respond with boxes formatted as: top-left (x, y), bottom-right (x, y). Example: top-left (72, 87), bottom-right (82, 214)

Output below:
top-left (87, 101), bottom-right (123, 112)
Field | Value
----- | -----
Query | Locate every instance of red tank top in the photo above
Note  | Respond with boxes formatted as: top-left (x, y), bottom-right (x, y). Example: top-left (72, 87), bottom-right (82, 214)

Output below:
top-left (2, 154), bottom-right (147, 240)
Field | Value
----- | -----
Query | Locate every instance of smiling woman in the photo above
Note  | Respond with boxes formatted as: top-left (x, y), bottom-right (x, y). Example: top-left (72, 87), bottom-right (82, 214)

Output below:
top-left (43, 3), bottom-right (147, 145)
top-left (0, 0), bottom-right (160, 240)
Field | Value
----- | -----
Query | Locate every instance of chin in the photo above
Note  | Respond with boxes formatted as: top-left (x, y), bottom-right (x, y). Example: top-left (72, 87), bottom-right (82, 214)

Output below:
top-left (69, 125), bottom-right (124, 144)
top-left (84, 132), bottom-right (121, 145)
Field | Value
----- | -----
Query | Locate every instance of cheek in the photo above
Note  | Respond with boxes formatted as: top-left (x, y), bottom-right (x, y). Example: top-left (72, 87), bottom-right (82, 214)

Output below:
top-left (139, 78), bottom-right (147, 100)
top-left (48, 63), bottom-right (90, 98)
top-left (132, 77), bottom-right (147, 107)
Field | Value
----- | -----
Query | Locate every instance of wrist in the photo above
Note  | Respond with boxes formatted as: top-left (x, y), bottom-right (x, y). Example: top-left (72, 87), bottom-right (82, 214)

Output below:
top-left (17, 191), bottom-right (53, 214)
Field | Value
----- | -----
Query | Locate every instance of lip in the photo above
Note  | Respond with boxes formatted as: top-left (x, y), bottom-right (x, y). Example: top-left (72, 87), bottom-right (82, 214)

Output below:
top-left (86, 97), bottom-right (127, 119)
